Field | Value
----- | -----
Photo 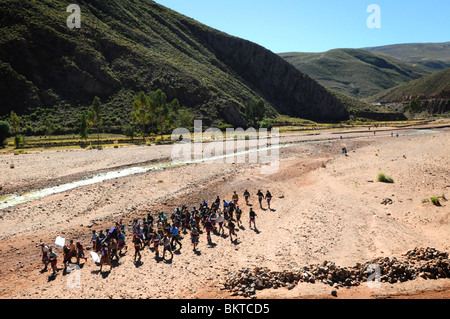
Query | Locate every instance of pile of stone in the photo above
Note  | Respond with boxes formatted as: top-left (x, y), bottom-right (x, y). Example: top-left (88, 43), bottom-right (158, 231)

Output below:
top-left (221, 247), bottom-right (449, 298)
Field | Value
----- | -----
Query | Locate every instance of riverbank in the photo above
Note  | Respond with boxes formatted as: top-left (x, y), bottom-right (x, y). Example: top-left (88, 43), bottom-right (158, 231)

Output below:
top-left (0, 123), bottom-right (449, 299)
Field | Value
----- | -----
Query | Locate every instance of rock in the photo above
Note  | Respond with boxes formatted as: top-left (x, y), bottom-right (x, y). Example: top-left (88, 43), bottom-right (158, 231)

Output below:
top-left (331, 290), bottom-right (338, 297)
top-left (381, 198), bottom-right (393, 205)
top-left (221, 248), bottom-right (449, 298)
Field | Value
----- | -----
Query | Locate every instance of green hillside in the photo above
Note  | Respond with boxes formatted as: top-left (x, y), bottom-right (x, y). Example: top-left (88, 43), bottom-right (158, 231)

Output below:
top-left (368, 68), bottom-right (450, 102)
top-left (279, 49), bottom-right (431, 99)
top-left (0, 0), bottom-right (348, 135)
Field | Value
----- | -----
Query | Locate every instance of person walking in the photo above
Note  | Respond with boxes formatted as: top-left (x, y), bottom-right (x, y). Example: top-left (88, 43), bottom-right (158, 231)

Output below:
top-left (91, 230), bottom-right (99, 252)
top-left (48, 247), bottom-right (58, 276)
top-left (170, 224), bottom-right (182, 250)
top-left (40, 243), bottom-right (49, 272)
top-left (232, 191), bottom-right (239, 205)
top-left (99, 243), bottom-right (112, 272)
top-left (265, 190), bottom-right (272, 210)
top-left (217, 212), bottom-right (225, 235)
top-left (190, 226), bottom-right (200, 251)
top-left (76, 241), bottom-right (88, 265)
top-left (118, 231), bottom-right (127, 254)
top-left (243, 189), bottom-right (250, 205)
top-left (132, 234), bottom-right (142, 262)
top-left (153, 232), bottom-right (161, 257)
top-left (204, 219), bottom-right (213, 244)
top-left (256, 190), bottom-right (264, 209)
top-left (227, 219), bottom-right (237, 243)
top-left (163, 234), bottom-right (173, 260)
top-left (249, 208), bottom-right (257, 229)
top-left (235, 205), bottom-right (242, 226)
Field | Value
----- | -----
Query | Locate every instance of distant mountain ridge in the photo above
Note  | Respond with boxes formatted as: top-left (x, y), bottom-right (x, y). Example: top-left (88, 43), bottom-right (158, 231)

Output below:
top-left (279, 48), bottom-right (431, 99)
top-left (364, 42), bottom-right (450, 72)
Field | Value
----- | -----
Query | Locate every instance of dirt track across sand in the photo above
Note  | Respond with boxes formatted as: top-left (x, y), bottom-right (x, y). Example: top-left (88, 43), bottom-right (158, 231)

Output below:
top-left (0, 123), bottom-right (449, 299)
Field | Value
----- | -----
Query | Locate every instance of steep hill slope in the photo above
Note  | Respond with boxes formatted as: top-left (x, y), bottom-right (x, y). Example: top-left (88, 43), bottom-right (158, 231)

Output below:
top-left (0, 0), bottom-right (348, 130)
top-left (279, 49), bottom-right (430, 99)
top-left (368, 68), bottom-right (450, 102)
top-left (368, 68), bottom-right (450, 115)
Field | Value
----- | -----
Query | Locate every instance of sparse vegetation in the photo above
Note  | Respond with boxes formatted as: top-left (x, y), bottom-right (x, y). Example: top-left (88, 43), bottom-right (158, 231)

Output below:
top-left (430, 197), bottom-right (441, 206)
top-left (377, 173), bottom-right (394, 184)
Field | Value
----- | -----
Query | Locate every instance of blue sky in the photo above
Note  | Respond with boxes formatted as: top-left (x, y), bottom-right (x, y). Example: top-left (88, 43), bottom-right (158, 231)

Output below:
top-left (156, 0), bottom-right (450, 53)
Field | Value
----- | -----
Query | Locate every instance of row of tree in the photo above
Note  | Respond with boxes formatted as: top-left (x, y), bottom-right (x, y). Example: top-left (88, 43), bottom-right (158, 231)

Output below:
top-left (130, 89), bottom-right (180, 142)
top-left (80, 91), bottom-right (269, 144)
top-left (1, 89), bottom-right (269, 148)
top-left (78, 89), bottom-right (194, 145)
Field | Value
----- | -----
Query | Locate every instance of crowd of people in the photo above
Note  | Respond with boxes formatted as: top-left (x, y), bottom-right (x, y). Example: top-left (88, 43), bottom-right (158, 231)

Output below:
top-left (39, 189), bottom-right (273, 275)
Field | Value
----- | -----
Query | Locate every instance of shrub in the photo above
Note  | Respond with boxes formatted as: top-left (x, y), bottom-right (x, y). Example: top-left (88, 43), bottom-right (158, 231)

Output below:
top-left (0, 120), bottom-right (10, 147)
top-left (259, 118), bottom-right (273, 130)
top-left (430, 197), bottom-right (441, 206)
top-left (377, 173), bottom-right (394, 183)
top-left (14, 135), bottom-right (22, 148)
top-left (122, 125), bottom-right (135, 140)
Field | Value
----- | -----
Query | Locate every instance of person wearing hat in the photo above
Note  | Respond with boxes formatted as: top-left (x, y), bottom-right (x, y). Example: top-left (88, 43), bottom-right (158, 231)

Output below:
top-left (40, 243), bottom-right (49, 271)
top-left (48, 247), bottom-right (58, 276)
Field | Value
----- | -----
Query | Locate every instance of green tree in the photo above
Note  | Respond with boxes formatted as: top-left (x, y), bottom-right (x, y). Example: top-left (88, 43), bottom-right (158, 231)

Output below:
top-left (79, 112), bottom-right (89, 141)
top-left (42, 117), bottom-right (55, 137)
top-left (10, 111), bottom-right (20, 136)
top-left (123, 124), bottom-right (136, 142)
top-left (131, 91), bottom-right (152, 142)
top-left (0, 120), bottom-right (10, 147)
top-left (408, 98), bottom-right (421, 117)
top-left (175, 107), bottom-right (195, 130)
top-left (245, 99), bottom-right (266, 128)
top-left (149, 89), bottom-right (177, 141)
top-left (87, 96), bottom-right (103, 146)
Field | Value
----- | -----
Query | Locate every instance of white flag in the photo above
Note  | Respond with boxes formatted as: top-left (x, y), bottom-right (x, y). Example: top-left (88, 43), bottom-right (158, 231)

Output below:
top-left (90, 251), bottom-right (100, 263)
top-left (55, 236), bottom-right (66, 247)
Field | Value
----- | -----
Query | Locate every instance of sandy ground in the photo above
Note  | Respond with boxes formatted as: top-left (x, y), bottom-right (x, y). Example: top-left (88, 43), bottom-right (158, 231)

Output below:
top-left (0, 123), bottom-right (449, 300)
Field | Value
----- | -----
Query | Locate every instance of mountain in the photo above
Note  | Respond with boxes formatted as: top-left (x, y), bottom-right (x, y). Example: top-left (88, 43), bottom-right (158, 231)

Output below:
top-left (0, 0), bottom-right (348, 133)
top-left (364, 42), bottom-right (450, 72)
top-left (279, 49), bottom-right (431, 99)
top-left (367, 68), bottom-right (450, 115)
top-left (368, 68), bottom-right (450, 102)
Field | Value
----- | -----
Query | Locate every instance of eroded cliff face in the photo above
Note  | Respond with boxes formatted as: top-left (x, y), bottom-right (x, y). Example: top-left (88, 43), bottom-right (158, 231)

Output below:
top-left (190, 27), bottom-right (349, 122)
